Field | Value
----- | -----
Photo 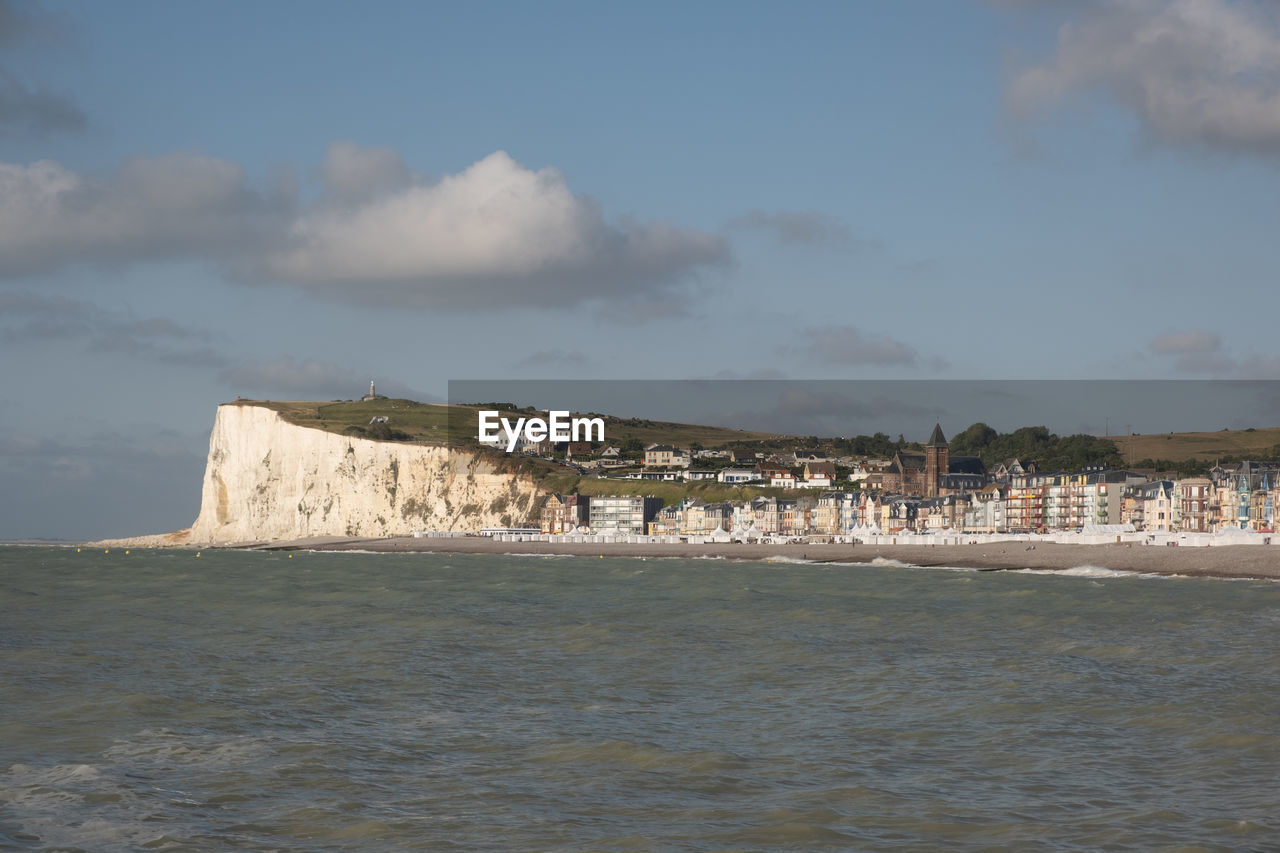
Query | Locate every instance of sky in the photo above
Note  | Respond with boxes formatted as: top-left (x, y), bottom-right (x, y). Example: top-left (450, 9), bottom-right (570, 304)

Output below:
top-left (2, 0), bottom-right (1280, 538)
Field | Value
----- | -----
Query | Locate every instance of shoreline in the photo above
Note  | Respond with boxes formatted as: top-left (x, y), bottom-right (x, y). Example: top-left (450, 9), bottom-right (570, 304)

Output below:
top-left (78, 532), bottom-right (1280, 580)
top-left (233, 536), bottom-right (1280, 581)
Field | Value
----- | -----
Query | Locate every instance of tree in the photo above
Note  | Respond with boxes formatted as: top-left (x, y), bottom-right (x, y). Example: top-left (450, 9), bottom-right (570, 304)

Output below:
top-left (950, 422), bottom-right (997, 454)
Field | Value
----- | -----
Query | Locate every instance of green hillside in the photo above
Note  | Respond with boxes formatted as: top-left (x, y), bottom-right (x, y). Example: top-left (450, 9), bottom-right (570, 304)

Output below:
top-left (238, 398), bottom-right (791, 450)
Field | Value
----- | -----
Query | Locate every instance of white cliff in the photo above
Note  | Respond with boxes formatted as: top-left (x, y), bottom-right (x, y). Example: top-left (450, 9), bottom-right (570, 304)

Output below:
top-left (184, 404), bottom-right (543, 543)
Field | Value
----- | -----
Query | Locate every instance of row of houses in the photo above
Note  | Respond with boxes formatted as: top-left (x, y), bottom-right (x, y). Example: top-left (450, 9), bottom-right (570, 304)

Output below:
top-left (540, 460), bottom-right (1280, 537)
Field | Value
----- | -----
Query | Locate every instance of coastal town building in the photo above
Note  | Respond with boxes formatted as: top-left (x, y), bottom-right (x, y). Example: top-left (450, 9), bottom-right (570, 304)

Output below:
top-left (987, 458), bottom-right (1031, 485)
top-left (645, 445), bottom-right (690, 468)
top-left (758, 459), bottom-right (791, 481)
top-left (963, 485), bottom-right (1006, 533)
top-left (648, 503), bottom-right (682, 536)
top-left (1179, 478), bottom-right (1212, 532)
top-left (540, 493), bottom-right (589, 534)
top-left (588, 495), bottom-right (663, 535)
top-left (770, 471), bottom-right (798, 489)
top-left (1139, 480), bottom-right (1176, 533)
top-left (718, 466), bottom-right (759, 484)
top-left (803, 461), bottom-right (836, 488)
top-left (1006, 471), bottom-right (1053, 531)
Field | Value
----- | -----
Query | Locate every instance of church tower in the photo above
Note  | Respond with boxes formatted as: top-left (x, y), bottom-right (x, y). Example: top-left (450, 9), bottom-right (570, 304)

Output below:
top-left (924, 423), bottom-right (949, 498)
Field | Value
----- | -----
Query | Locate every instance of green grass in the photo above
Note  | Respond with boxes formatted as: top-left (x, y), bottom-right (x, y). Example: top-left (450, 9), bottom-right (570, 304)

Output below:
top-left (234, 398), bottom-right (791, 450)
top-left (238, 398), bottom-right (480, 446)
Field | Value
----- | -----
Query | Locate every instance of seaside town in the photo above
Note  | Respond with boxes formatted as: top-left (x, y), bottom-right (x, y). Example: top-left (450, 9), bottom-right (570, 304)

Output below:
top-left (492, 425), bottom-right (1280, 546)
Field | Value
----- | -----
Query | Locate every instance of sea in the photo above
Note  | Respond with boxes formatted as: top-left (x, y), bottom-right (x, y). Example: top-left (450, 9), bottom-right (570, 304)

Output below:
top-left (2, 546), bottom-right (1278, 851)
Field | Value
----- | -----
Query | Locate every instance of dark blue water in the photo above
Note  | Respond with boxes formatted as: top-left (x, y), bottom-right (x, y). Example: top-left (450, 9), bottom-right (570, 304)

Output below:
top-left (2, 546), bottom-right (1278, 850)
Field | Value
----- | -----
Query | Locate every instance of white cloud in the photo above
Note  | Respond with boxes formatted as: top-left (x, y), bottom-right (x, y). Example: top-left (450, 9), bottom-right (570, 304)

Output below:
top-left (262, 150), bottom-right (728, 309)
top-left (1006, 0), bottom-right (1280, 155)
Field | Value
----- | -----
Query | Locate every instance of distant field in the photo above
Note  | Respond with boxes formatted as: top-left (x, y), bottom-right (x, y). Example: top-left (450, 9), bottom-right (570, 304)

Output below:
top-left (1105, 427), bottom-right (1280, 464)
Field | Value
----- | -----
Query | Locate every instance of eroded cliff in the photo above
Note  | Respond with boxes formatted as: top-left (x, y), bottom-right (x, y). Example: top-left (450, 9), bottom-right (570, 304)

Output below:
top-left (185, 404), bottom-right (543, 543)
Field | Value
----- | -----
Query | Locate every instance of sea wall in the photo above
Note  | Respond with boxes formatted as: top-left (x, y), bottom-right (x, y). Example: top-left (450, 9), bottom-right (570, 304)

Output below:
top-left (185, 404), bottom-right (542, 543)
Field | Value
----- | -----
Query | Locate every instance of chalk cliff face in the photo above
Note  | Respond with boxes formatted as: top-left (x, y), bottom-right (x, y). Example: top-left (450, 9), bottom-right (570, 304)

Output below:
top-left (186, 404), bottom-right (543, 543)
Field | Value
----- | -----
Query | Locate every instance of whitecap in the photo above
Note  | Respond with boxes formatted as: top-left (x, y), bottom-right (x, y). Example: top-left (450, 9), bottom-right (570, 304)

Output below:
top-left (867, 557), bottom-right (915, 568)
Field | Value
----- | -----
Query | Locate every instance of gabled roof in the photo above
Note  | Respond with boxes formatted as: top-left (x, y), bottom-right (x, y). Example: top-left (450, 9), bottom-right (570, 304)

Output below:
top-left (893, 452), bottom-right (926, 472)
top-left (940, 473), bottom-right (983, 491)
top-left (804, 461), bottom-right (837, 478)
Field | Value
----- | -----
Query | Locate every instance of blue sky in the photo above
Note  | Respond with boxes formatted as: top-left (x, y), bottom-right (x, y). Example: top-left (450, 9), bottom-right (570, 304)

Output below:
top-left (2, 0), bottom-right (1279, 538)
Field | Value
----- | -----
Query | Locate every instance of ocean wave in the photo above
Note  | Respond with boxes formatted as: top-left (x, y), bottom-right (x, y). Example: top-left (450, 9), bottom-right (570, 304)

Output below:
top-left (1015, 565), bottom-right (1177, 580)
top-left (1, 761), bottom-right (155, 852)
top-left (102, 729), bottom-right (269, 770)
top-left (500, 552), bottom-right (576, 558)
top-left (867, 556), bottom-right (916, 568)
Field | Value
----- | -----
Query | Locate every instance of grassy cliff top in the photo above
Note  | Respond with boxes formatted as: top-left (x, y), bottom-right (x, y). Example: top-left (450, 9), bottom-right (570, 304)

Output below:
top-left (229, 397), bottom-right (789, 450)
top-left (236, 398), bottom-right (472, 445)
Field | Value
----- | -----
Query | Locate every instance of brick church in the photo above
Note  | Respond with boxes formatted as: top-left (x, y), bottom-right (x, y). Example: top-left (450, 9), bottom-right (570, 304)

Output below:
top-left (881, 424), bottom-right (984, 497)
